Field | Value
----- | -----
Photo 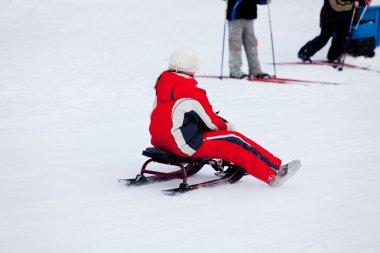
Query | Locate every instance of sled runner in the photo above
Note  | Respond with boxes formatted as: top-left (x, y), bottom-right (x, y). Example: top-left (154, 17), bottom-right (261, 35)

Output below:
top-left (119, 147), bottom-right (247, 195)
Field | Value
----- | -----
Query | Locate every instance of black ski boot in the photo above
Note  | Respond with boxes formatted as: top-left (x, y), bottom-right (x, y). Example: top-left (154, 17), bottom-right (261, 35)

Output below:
top-left (230, 72), bottom-right (248, 79)
top-left (251, 72), bottom-right (271, 79)
top-left (298, 50), bottom-right (312, 63)
top-left (224, 165), bottom-right (247, 183)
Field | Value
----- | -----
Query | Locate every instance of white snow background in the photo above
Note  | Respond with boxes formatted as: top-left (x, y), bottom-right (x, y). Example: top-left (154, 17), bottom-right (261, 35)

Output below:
top-left (1, 0), bottom-right (380, 252)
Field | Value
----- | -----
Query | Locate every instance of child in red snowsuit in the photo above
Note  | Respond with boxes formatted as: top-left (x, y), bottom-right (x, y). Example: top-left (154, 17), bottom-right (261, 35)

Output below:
top-left (149, 48), bottom-right (300, 186)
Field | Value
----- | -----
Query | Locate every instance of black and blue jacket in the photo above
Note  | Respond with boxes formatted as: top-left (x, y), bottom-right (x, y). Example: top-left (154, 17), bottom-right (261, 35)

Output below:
top-left (226, 0), bottom-right (258, 21)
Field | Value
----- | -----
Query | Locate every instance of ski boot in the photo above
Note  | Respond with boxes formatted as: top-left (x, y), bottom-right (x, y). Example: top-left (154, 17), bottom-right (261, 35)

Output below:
top-left (250, 72), bottom-right (271, 79)
top-left (298, 50), bottom-right (312, 63)
top-left (221, 165), bottom-right (247, 183)
top-left (269, 160), bottom-right (301, 187)
top-left (230, 72), bottom-right (248, 79)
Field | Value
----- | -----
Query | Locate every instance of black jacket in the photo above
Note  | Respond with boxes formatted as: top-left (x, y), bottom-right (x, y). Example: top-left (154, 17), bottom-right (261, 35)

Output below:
top-left (320, 0), bottom-right (366, 26)
top-left (226, 0), bottom-right (258, 21)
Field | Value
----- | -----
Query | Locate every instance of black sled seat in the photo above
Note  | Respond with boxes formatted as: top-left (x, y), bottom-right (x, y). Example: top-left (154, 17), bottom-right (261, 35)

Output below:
top-left (142, 147), bottom-right (207, 165)
top-left (136, 147), bottom-right (210, 186)
top-left (119, 147), bottom-right (247, 195)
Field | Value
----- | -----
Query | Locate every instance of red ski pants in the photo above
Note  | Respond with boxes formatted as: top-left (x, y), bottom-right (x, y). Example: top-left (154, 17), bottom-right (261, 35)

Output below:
top-left (192, 131), bottom-right (281, 184)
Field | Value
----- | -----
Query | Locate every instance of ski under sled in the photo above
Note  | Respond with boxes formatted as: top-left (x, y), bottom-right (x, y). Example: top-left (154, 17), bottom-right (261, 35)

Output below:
top-left (196, 74), bottom-right (342, 86)
top-left (118, 147), bottom-right (247, 195)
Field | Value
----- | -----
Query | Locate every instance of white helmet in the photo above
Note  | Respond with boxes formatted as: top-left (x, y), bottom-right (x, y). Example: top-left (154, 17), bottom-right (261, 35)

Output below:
top-left (168, 47), bottom-right (199, 75)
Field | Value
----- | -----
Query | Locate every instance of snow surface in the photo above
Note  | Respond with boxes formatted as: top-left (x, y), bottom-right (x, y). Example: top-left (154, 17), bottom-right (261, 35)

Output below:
top-left (1, 0), bottom-right (380, 252)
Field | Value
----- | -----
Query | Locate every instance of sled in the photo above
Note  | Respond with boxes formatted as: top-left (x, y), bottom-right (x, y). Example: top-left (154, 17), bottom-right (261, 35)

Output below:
top-left (118, 147), bottom-right (247, 195)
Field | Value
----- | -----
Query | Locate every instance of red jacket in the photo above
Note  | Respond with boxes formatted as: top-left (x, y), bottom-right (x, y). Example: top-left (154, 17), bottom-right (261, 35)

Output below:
top-left (149, 71), bottom-right (228, 157)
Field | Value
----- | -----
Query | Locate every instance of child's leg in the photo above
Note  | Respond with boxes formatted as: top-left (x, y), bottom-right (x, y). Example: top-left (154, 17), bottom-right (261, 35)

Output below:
top-left (192, 131), bottom-right (281, 184)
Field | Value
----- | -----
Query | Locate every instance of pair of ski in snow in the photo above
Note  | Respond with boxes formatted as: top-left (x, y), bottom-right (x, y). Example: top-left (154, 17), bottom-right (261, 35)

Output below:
top-left (197, 74), bottom-right (342, 86)
top-left (275, 60), bottom-right (380, 74)
top-left (197, 60), bottom-right (379, 86)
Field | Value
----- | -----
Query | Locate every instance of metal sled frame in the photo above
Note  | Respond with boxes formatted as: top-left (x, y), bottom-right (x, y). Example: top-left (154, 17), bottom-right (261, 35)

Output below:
top-left (139, 157), bottom-right (199, 185)
top-left (123, 147), bottom-right (213, 187)
top-left (119, 147), bottom-right (247, 194)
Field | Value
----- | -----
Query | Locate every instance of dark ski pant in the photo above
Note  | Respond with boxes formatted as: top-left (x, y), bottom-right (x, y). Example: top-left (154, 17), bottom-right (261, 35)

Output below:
top-left (192, 131), bottom-right (281, 184)
top-left (299, 22), bottom-right (350, 61)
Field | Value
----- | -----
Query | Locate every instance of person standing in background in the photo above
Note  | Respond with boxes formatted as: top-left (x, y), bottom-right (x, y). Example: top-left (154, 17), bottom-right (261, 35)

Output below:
top-left (226, 0), bottom-right (271, 79)
top-left (298, 0), bottom-right (372, 62)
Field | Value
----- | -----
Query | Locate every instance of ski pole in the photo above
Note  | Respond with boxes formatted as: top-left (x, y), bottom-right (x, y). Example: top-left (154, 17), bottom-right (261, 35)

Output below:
top-left (339, 4), bottom-right (368, 71)
top-left (338, 6), bottom-right (357, 71)
top-left (220, 1), bottom-right (228, 79)
top-left (354, 4), bottom-right (369, 30)
top-left (267, 2), bottom-right (277, 77)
